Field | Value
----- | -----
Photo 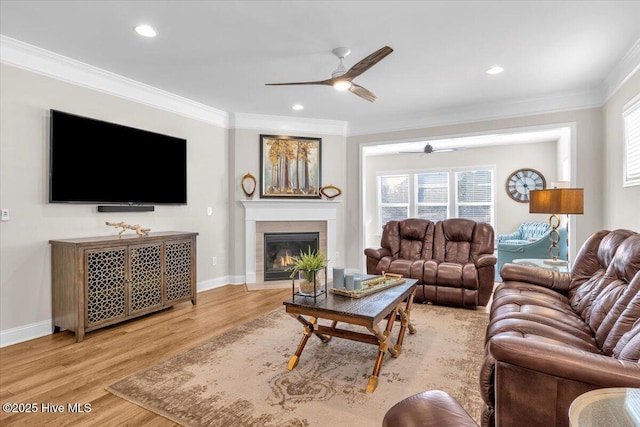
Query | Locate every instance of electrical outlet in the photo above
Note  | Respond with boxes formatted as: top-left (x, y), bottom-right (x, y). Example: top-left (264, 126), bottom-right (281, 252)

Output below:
top-left (1, 209), bottom-right (9, 221)
top-left (212, 256), bottom-right (217, 266)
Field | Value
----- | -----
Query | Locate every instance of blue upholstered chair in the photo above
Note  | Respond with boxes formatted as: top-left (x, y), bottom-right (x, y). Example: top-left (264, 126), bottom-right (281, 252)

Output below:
top-left (496, 222), bottom-right (567, 280)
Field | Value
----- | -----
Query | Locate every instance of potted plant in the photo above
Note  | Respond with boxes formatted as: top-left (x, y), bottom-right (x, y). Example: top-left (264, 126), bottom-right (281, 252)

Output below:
top-left (288, 248), bottom-right (327, 295)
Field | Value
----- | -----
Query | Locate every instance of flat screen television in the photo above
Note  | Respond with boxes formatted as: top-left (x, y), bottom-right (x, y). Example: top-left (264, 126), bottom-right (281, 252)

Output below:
top-left (49, 110), bottom-right (187, 205)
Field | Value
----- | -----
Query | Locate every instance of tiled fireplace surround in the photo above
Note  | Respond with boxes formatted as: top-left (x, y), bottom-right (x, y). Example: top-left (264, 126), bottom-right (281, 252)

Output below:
top-left (241, 200), bottom-right (339, 289)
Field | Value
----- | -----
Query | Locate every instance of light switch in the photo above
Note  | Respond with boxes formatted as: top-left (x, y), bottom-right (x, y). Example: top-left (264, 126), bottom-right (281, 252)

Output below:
top-left (207, 207), bottom-right (213, 216)
top-left (1, 209), bottom-right (9, 221)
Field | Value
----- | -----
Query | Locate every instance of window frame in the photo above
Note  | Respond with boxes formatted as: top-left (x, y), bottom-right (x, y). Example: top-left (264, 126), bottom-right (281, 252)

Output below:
top-left (623, 96), bottom-right (640, 187)
top-left (377, 174), bottom-right (410, 230)
top-left (415, 170), bottom-right (450, 221)
top-left (377, 165), bottom-right (495, 231)
top-left (454, 169), bottom-right (495, 225)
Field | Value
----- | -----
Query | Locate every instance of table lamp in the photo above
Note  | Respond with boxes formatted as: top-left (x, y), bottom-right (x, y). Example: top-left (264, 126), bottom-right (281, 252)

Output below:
top-left (529, 188), bottom-right (584, 265)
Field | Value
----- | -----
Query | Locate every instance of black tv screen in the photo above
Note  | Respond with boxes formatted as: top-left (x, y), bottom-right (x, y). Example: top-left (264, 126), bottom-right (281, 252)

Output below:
top-left (49, 110), bottom-right (187, 205)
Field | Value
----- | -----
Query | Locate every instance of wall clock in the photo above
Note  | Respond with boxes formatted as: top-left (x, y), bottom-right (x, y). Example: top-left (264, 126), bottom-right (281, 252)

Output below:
top-left (506, 168), bottom-right (546, 202)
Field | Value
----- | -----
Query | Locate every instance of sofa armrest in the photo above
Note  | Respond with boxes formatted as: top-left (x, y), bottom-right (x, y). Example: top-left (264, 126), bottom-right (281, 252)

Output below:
top-left (489, 334), bottom-right (640, 387)
top-left (476, 253), bottom-right (497, 268)
top-left (485, 334), bottom-right (640, 427)
top-left (364, 246), bottom-right (390, 261)
top-left (497, 231), bottom-right (521, 242)
top-left (365, 247), bottom-right (392, 274)
top-left (500, 263), bottom-right (572, 293)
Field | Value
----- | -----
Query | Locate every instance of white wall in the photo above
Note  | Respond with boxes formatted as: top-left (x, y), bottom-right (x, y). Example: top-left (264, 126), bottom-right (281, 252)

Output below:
top-left (0, 64), bottom-right (229, 341)
top-left (603, 69), bottom-right (640, 230)
top-left (363, 140), bottom-right (558, 248)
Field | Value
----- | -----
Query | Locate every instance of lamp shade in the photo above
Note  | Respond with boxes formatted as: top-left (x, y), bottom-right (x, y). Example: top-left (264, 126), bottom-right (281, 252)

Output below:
top-left (529, 188), bottom-right (584, 214)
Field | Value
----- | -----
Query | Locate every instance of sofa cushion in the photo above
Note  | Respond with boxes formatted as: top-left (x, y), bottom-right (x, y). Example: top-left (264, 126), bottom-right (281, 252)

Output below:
top-left (383, 258), bottom-right (426, 281)
top-left (614, 321), bottom-right (640, 362)
top-left (434, 219), bottom-right (475, 263)
top-left (398, 219), bottom-right (429, 260)
top-left (380, 220), bottom-right (401, 258)
top-left (575, 234), bottom-right (640, 355)
top-left (569, 229), bottom-right (635, 300)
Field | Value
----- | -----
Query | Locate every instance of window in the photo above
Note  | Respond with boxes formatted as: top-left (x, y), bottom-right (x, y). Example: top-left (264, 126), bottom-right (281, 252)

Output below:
top-left (416, 172), bottom-right (449, 221)
top-left (455, 170), bottom-right (494, 224)
top-left (623, 98), bottom-right (640, 187)
top-left (378, 167), bottom-right (494, 230)
top-left (378, 175), bottom-right (409, 226)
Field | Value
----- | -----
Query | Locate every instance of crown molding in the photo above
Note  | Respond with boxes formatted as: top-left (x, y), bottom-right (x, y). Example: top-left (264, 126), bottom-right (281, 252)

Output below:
top-left (2, 33), bottom-right (637, 138)
top-left (603, 37), bottom-right (640, 102)
top-left (347, 89), bottom-right (603, 136)
top-left (230, 112), bottom-right (348, 136)
top-left (0, 35), bottom-right (229, 128)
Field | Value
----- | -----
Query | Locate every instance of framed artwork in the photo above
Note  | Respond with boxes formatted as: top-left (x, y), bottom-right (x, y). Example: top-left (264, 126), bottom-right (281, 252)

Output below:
top-left (260, 134), bottom-right (322, 199)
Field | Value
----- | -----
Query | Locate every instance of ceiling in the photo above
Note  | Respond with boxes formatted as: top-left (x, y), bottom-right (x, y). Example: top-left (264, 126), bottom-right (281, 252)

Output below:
top-left (1, 1), bottom-right (640, 136)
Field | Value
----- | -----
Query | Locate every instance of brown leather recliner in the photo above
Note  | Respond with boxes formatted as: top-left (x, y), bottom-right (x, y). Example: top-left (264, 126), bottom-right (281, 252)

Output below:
top-left (479, 229), bottom-right (640, 427)
top-left (364, 218), bottom-right (496, 308)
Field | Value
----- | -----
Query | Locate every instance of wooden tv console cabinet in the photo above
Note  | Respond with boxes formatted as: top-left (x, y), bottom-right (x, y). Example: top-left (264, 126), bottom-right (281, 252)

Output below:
top-left (50, 231), bottom-right (198, 342)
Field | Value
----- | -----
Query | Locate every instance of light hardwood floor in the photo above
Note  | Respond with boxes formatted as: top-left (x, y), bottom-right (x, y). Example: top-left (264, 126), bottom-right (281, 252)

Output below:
top-left (0, 285), bottom-right (291, 426)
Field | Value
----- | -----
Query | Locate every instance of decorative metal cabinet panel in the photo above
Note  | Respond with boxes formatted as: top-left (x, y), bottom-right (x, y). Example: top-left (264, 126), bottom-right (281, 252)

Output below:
top-left (128, 243), bottom-right (163, 315)
top-left (165, 240), bottom-right (195, 304)
top-left (86, 246), bottom-right (127, 327)
top-left (50, 232), bottom-right (198, 342)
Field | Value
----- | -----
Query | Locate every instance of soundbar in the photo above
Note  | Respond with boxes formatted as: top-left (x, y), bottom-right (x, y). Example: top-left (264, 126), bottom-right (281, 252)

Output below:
top-left (97, 205), bottom-right (155, 213)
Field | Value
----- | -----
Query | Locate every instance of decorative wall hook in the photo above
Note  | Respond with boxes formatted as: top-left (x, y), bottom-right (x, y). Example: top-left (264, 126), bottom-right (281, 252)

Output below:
top-left (241, 173), bottom-right (257, 198)
top-left (320, 184), bottom-right (342, 199)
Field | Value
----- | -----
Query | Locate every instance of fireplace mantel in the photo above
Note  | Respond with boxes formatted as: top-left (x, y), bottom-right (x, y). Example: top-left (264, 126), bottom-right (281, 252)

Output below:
top-left (241, 200), bottom-right (340, 284)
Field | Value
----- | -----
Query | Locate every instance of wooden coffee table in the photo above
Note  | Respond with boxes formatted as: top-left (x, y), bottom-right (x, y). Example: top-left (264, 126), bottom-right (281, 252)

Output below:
top-left (283, 279), bottom-right (417, 393)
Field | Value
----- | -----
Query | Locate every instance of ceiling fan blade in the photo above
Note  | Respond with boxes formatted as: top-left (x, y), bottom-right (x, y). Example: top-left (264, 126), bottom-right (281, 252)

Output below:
top-left (349, 83), bottom-right (377, 102)
top-left (265, 79), bottom-right (334, 86)
top-left (435, 147), bottom-right (467, 152)
top-left (343, 46), bottom-right (393, 79)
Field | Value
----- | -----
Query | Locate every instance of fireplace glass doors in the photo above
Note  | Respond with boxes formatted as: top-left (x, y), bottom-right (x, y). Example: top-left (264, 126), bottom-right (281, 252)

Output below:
top-left (264, 232), bottom-right (319, 281)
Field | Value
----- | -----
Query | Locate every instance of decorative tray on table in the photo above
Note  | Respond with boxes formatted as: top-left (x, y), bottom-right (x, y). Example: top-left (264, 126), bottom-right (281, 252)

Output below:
top-left (330, 273), bottom-right (405, 298)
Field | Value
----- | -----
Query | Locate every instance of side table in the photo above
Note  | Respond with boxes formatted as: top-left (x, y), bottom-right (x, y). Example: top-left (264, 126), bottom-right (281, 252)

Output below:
top-left (513, 257), bottom-right (570, 273)
top-left (569, 387), bottom-right (640, 427)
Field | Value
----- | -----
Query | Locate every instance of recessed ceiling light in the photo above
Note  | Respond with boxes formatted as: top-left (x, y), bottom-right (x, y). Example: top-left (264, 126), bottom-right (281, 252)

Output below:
top-left (486, 66), bottom-right (504, 75)
top-left (292, 104), bottom-right (304, 111)
top-left (135, 24), bottom-right (157, 38)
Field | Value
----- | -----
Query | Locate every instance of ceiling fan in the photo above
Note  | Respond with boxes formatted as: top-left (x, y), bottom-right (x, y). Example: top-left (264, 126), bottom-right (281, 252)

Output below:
top-left (265, 46), bottom-right (393, 102)
top-left (400, 143), bottom-right (465, 154)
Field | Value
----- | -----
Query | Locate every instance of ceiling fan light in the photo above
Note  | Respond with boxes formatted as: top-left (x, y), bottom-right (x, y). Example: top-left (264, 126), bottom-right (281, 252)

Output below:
top-left (333, 80), bottom-right (352, 91)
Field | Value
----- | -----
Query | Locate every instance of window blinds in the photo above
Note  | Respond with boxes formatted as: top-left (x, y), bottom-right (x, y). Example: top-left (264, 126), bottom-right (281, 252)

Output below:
top-left (624, 99), bottom-right (640, 187)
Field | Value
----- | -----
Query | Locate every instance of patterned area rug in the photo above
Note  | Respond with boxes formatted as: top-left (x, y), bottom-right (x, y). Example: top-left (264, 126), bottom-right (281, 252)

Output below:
top-left (108, 304), bottom-right (488, 427)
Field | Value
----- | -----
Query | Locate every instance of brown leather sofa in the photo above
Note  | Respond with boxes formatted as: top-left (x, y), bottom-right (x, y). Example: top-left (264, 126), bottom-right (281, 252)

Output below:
top-left (480, 229), bottom-right (640, 427)
top-left (364, 218), bottom-right (496, 308)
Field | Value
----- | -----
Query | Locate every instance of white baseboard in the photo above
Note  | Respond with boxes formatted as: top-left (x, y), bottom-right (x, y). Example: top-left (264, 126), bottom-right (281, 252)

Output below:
top-left (1, 276), bottom-right (248, 348)
top-left (0, 319), bottom-right (53, 348)
top-left (228, 275), bottom-right (247, 285)
top-left (197, 276), bottom-right (230, 292)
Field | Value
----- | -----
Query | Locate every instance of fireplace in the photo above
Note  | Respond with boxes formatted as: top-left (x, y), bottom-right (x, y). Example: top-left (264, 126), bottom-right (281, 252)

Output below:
top-left (241, 200), bottom-right (339, 288)
top-left (263, 232), bottom-right (319, 281)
